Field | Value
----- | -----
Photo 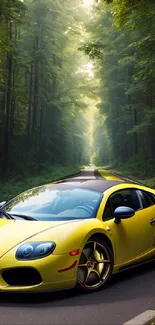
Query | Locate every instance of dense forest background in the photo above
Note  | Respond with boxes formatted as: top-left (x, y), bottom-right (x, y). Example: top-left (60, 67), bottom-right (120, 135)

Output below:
top-left (87, 0), bottom-right (155, 180)
top-left (1, 0), bottom-right (155, 200)
top-left (0, 0), bottom-right (93, 182)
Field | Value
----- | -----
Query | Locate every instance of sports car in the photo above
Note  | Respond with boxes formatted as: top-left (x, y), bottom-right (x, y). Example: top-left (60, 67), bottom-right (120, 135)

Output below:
top-left (0, 178), bottom-right (155, 293)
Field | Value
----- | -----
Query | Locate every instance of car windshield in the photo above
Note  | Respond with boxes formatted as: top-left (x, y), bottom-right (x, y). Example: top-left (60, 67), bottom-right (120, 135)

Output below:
top-left (4, 186), bottom-right (103, 221)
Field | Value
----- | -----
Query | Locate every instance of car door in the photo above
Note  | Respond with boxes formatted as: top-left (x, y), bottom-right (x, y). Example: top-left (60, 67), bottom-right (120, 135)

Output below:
top-left (103, 188), bottom-right (155, 266)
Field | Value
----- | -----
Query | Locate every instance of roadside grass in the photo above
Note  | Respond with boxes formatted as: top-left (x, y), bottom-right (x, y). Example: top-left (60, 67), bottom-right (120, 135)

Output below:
top-left (99, 165), bottom-right (155, 189)
top-left (112, 168), bottom-right (155, 189)
top-left (144, 177), bottom-right (155, 188)
top-left (0, 165), bottom-right (81, 202)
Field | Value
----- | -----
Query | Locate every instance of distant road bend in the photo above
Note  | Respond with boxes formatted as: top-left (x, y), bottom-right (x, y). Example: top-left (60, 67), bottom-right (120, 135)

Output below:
top-left (64, 166), bottom-right (121, 181)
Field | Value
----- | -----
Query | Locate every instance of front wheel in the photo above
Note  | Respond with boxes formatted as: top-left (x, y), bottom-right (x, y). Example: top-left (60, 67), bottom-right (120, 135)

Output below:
top-left (76, 237), bottom-right (113, 293)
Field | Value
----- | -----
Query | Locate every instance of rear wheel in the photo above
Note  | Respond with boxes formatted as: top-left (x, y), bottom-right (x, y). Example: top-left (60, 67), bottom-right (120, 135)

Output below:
top-left (76, 237), bottom-right (113, 293)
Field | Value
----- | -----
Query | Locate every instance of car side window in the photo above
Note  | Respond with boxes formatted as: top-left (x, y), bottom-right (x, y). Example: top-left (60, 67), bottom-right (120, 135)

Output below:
top-left (103, 199), bottom-right (113, 221)
top-left (138, 190), bottom-right (155, 209)
top-left (110, 189), bottom-right (142, 214)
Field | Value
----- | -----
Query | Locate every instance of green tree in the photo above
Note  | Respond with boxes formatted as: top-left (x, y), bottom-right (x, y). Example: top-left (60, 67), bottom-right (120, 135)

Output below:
top-left (0, 0), bottom-right (91, 177)
top-left (82, 0), bottom-right (155, 175)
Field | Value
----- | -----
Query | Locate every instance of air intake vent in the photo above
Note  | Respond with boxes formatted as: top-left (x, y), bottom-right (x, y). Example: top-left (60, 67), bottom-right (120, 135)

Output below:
top-left (2, 267), bottom-right (42, 286)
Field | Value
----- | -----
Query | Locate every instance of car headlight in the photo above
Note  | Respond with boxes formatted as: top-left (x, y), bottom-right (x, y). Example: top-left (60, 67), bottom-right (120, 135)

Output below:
top-left (16, 242), bottom-right (56, 260)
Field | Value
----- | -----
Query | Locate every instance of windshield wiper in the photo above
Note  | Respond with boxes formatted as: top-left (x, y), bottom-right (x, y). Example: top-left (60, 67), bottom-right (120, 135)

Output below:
top-left (11, 214), bottom-right (37, 221)
top-left (0, 210), bottom-right (15, 220)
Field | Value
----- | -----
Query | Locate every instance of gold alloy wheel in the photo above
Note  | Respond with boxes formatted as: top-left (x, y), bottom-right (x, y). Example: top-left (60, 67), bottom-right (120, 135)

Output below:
top-left (77, 240), bottom-right (111, 289)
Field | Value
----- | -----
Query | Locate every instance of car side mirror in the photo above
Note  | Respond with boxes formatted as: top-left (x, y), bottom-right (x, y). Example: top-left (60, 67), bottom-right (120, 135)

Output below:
top-left (114, 206), bottom-right (135, 224)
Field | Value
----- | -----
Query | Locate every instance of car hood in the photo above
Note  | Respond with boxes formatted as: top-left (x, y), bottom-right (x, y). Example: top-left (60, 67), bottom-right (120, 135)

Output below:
top-left (0, 219), bottom-right (80, 257)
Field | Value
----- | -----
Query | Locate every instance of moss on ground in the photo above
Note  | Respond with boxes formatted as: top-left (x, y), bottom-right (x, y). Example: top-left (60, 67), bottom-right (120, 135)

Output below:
top-left (0, 165), bottom-right (81, 202)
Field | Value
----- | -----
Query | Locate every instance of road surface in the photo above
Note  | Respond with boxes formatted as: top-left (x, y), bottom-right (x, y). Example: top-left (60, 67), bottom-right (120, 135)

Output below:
top-left (0, 167), bottom-right (155, 325)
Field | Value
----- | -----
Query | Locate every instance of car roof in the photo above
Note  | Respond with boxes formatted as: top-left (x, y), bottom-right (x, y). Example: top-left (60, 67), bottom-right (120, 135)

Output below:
top-left (53, 179), bottom-right (131, 193)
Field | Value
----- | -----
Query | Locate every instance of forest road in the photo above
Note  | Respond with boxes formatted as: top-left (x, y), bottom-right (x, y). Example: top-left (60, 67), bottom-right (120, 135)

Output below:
top-left (0, 167), bottom-right (155, 325)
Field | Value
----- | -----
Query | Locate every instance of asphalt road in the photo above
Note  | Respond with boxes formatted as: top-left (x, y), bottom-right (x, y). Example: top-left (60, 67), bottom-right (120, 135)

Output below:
top-left (1, 167), bottom-right (155, 325)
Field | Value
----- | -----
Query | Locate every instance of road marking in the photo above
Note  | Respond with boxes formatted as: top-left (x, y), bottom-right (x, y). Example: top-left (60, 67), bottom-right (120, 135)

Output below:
top-left (98, 169), bottom-right (122, 181)
top-left (71, 176), bottom-right (96, 180)
top-left (124, 310), bottom-right (155, 325)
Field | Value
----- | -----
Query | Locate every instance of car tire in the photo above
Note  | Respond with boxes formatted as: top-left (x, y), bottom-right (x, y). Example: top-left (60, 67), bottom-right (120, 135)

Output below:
top-left (76, 236), bottom-right (114, 293)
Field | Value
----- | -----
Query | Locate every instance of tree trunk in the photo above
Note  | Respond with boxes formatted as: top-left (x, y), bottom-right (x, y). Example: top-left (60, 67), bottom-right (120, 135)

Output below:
top-left (3, 21), bottom-right (13, 176)
top-left (32, 34), bottom-right (39, 150)
top-left (27, 65), bottom-right (33, 139)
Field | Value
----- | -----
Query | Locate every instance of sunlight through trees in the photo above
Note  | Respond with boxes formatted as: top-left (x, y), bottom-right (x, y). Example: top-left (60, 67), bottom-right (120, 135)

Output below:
top-left (0, 0), bottom-right (96, 177)
top-left (81, 0), bottom-right (155, 175)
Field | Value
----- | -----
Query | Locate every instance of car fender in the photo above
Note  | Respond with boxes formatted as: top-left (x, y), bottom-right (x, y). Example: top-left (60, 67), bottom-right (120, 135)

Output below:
top-left (30, 218), bottom-right (114, 257)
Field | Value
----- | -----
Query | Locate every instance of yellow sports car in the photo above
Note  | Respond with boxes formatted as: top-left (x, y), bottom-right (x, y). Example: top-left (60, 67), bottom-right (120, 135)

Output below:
top-left (0, 179), bottom-right (155, 293)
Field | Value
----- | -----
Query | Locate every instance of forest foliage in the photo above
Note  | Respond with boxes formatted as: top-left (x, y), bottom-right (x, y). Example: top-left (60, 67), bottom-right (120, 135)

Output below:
top-left (0, 0), bottom-right (92, 179)
top-left (85, 0), bottom-right (155, 177)
top-left (1, 0), bottom-right (155, 186)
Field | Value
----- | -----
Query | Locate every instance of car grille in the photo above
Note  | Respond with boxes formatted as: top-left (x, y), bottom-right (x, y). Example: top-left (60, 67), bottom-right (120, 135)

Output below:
top-left (2, 267), bottom-right (42, 286)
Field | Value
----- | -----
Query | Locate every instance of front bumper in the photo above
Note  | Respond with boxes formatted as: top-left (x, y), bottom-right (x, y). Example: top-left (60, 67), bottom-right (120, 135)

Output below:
top-left (0, 249), bottom-right (79, 292)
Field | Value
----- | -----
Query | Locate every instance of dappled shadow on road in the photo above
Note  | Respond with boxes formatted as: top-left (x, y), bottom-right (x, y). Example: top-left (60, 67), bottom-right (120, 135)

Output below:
top-left (0, 260), bottom-right (155, 307)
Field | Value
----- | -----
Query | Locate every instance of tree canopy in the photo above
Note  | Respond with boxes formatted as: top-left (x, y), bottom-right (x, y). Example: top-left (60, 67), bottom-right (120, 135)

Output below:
top-left (83, 0), bottom-right (155, 175)
top-left (0, 0), bottom-right (92, 178)
top-left (1, 0), bottom-right (155, 181)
